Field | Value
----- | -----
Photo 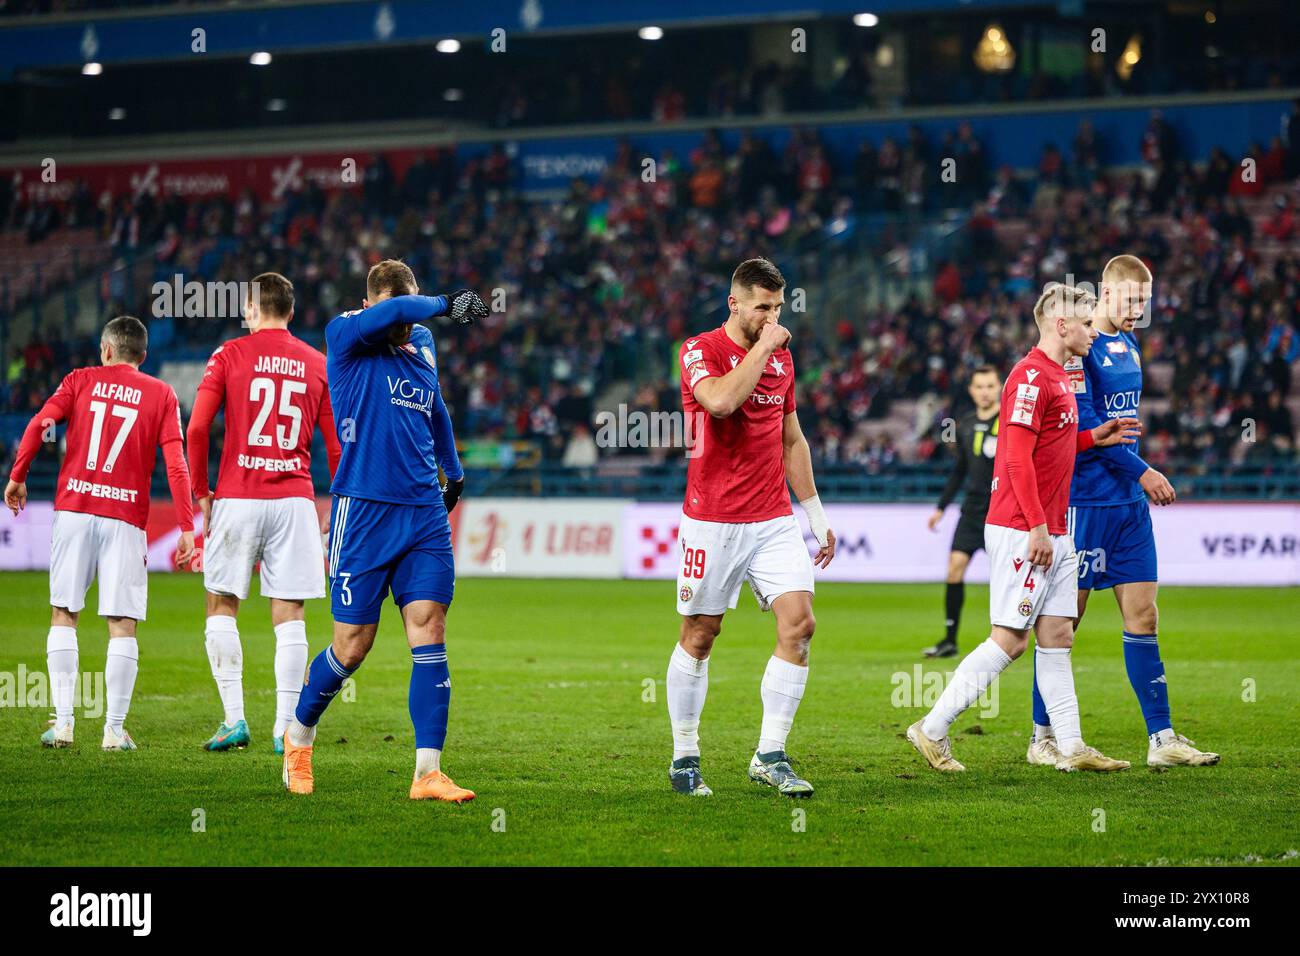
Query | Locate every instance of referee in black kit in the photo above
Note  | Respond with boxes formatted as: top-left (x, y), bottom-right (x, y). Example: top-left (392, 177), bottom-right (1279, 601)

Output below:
top-left (923, 365), bottom-right (1001, 658)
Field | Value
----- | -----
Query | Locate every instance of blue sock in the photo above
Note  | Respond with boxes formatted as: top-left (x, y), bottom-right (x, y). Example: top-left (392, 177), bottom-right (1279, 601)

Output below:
top-left (409, 644), bottom-right (450, 751)
top-left (1123, 632), bottom-right (1170, 735)
top-left (1030, 650), bottom-right (1050, 727)
top-left (294, 646), bottom-right (356, 728)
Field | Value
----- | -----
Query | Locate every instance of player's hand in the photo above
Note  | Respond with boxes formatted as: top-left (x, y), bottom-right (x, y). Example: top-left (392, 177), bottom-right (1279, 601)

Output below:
top-left (4, 480), bottom-right (26, 516)
top-left (757, 322), bottom-right (791, 354)
top-left (927, 508), bottom-right (944, 531)
top-left (175, 531), bottom-right (196, 569)
top-left (447, 289), bottom-right (489, 325)
top-left (442, 476), bottom-right (465, 514)
top-left (320, 507), bottom-right (330, 536)
top-left (1091, 416), bottom-right (1142, 448)
top-left (197, 495), bottom-right (213, 532)
top-left (814, 527), bottom-right (836, 569)
top-left (1140, 467), bottom-right (1176, 506)
top-left (1026, 524), bottom-right (1053, 569)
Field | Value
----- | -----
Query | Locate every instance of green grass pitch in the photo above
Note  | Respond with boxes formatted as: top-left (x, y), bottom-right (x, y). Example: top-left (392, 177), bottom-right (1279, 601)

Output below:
top-left (0, 571), bottom-right (1296, 866)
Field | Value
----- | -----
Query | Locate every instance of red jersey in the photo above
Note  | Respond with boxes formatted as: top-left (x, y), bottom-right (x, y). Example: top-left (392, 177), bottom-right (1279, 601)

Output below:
top-left (986, 348), bottom-right (1081, 535)
top-left (680, 325), bottom-right (796, 523)
top-left (189, 328), bottom-right (336, 500)
top-left (9, 364), bottom-right (191, 531)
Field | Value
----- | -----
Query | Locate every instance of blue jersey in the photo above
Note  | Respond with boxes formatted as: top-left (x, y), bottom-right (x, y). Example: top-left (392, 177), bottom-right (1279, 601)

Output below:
top-left (325, 295), bottom-right (464, 508)
top-left (1068, 328), bottom-right (1149, 506)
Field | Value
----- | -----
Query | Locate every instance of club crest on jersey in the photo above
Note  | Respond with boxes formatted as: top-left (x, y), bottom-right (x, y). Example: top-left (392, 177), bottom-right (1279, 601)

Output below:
top-left (679, 585), bottom-right (693, 602)
top-left (421, 346), bottom-right (437, 369)
top-left (1018, 599), bottom-right (1033, 617)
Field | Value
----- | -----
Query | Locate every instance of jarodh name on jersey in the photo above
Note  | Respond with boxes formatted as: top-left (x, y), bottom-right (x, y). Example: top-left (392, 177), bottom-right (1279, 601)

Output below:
top-left (49, 885), bottom-right (151, 936)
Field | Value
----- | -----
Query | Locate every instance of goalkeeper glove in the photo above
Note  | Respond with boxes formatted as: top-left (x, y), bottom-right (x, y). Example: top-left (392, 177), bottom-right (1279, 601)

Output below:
top-left (442, 476), bottom-right (465, 514)
top-left (447, 289), bottom-right (489, 325)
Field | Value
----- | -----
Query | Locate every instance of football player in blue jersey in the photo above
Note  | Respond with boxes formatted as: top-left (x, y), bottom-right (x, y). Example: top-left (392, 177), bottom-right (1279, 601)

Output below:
top-left (282, 259), bottom-right (489, 800)
top-left (1028, 255), bottom-right (1219, 768)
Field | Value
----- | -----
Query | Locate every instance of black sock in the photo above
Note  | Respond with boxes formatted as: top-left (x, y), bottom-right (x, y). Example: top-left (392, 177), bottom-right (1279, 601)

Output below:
top-left (944, 581), bottom-right (964, 645)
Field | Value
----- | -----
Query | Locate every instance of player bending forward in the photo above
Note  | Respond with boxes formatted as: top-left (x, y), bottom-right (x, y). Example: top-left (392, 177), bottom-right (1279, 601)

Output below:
top-left (1028, 255), bottom-right (1218, 768)
top-left (907, 284), bottom-right (1138, 772)
top-left (187, 272), bottom-right (342, 754)
top-left (5, 316), bottom-right (195, 751)
top-left (281, 260), bottom-right (488, 801)
top-left (668, 257), bottom-right (836, 798)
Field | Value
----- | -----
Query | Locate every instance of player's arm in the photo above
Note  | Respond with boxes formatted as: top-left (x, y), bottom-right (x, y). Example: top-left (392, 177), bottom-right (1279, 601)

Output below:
top-left (325, 291), bottom-right (486, 357)
top-left (186, 388), bottom-right (222, 532)
top-left (783, 410), bottom-right (835, 568)
top-left (160, 390), bottom-right (196, 567)
top-left (930, 425), bottom-right (968, 530)
top-left (316, 388), bottom-right (343, 481)
top-left (1003, 423), bottom-right (1052, 569)
top-left (691, 323), bottom-right (790, 417)
top-left (4, 374), bottom-right (75, 515)
top-left (430, 382), bottom-right (466, 514)
top-left (1002, 370), bottom-right (1052, 568)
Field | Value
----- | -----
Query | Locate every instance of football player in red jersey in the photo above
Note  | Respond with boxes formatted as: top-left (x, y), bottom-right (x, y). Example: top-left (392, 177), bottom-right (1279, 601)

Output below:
top-left (667, 258), bottom-right (836, 798)
top-left (907, 283), bottom-right (1139, 773)
top-left (5, 316), bottom-right (195, 752)
top-left (186, 273), bottom-right (341, 754)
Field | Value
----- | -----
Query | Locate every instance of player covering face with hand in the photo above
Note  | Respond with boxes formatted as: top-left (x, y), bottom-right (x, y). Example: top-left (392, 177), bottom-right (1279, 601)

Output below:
top-left (907, 284), bottom-right (1139, 773)
top-left (280, 259), bottom-right (487, 802)
top-left (668, 257), bottom-right (836, 798)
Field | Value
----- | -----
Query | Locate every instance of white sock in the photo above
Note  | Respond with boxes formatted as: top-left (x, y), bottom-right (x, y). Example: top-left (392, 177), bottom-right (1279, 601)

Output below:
top-left (104, 637), bottom-right (139, 735)
top-left (1151, 728), bottom-right (1177, 747)
top-left (1035, 646), bottom-right (1083, 755)
top-left (204, 615), bottom-right (244, 725)
top-left (666, 642), bottom-right (709, 760)
top-left (287, 717), bottom-right (316, 748)
top-left (46, 626), bottom-right (78, 730)
top-left (415, 747), bottom-right (441, 778)
top-left (273, 620), bottom-right (309, 738)
top-left (1034, 723), bottom-right (1054, 742)
top-left (758, 655), bottom-right (808, 754)
top-left (921, 637), bottom-right (1012, 740)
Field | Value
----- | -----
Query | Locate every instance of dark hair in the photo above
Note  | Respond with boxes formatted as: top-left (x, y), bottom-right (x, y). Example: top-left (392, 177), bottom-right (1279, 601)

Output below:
top-left (102, 315), bottom-right (148, 362)
top-left (367, 259), bottom-right (417, 300)
top-left (971, 364), bottom-right (1001, 381)
top-left (731, 257), bottom-right (785, 293)
top-left (250, 271), bottom-right (294, 319)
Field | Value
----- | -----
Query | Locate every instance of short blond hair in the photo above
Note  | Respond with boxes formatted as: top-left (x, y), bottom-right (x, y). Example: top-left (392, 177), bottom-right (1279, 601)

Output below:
top-left (1101, 254), bottom-right (1152, 285)
top-left (1033, 282), bottom-right (1096, 327)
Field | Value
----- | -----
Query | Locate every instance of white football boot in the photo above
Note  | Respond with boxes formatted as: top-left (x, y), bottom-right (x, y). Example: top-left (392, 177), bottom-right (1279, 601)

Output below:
top-left (1148, 733), bottom-right (1220, 767)
top-left (102, 726), bottom-right (138, 751)
top-left (1026, 734), bottom-right (1062, 766)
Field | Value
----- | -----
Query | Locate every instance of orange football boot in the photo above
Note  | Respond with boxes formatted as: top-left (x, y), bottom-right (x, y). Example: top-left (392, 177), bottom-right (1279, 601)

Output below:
top-left (409, 770), bottom-right (475, 803)
top-left (282, 731), bottom-right (314, 795)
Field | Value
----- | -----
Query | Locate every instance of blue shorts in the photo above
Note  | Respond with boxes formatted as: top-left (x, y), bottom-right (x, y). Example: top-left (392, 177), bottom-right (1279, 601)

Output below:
top-left (1068, 498), bottom-right (1157, 591)
top-left (327, 495), bottom-right (455, 625)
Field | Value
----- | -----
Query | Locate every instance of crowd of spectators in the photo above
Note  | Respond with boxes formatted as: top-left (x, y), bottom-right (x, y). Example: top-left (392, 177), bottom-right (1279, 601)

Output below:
top-left (3, 112), bottom-right (1298, 482)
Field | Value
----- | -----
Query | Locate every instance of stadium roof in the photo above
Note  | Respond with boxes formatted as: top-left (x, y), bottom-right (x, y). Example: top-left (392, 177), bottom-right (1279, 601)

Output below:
top-left (0, 0), bottom-right (1048, 76)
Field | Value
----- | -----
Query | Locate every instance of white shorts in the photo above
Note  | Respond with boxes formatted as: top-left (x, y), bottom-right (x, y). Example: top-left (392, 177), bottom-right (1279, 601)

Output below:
top-left (985, 523), bottom-right (1079, 629)
top-left (50, 510), bottom-right (148, 620)
top-left (676, 512), bottom-right (815, 616)
top-left (202, 497), bottom-right (325, 601)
